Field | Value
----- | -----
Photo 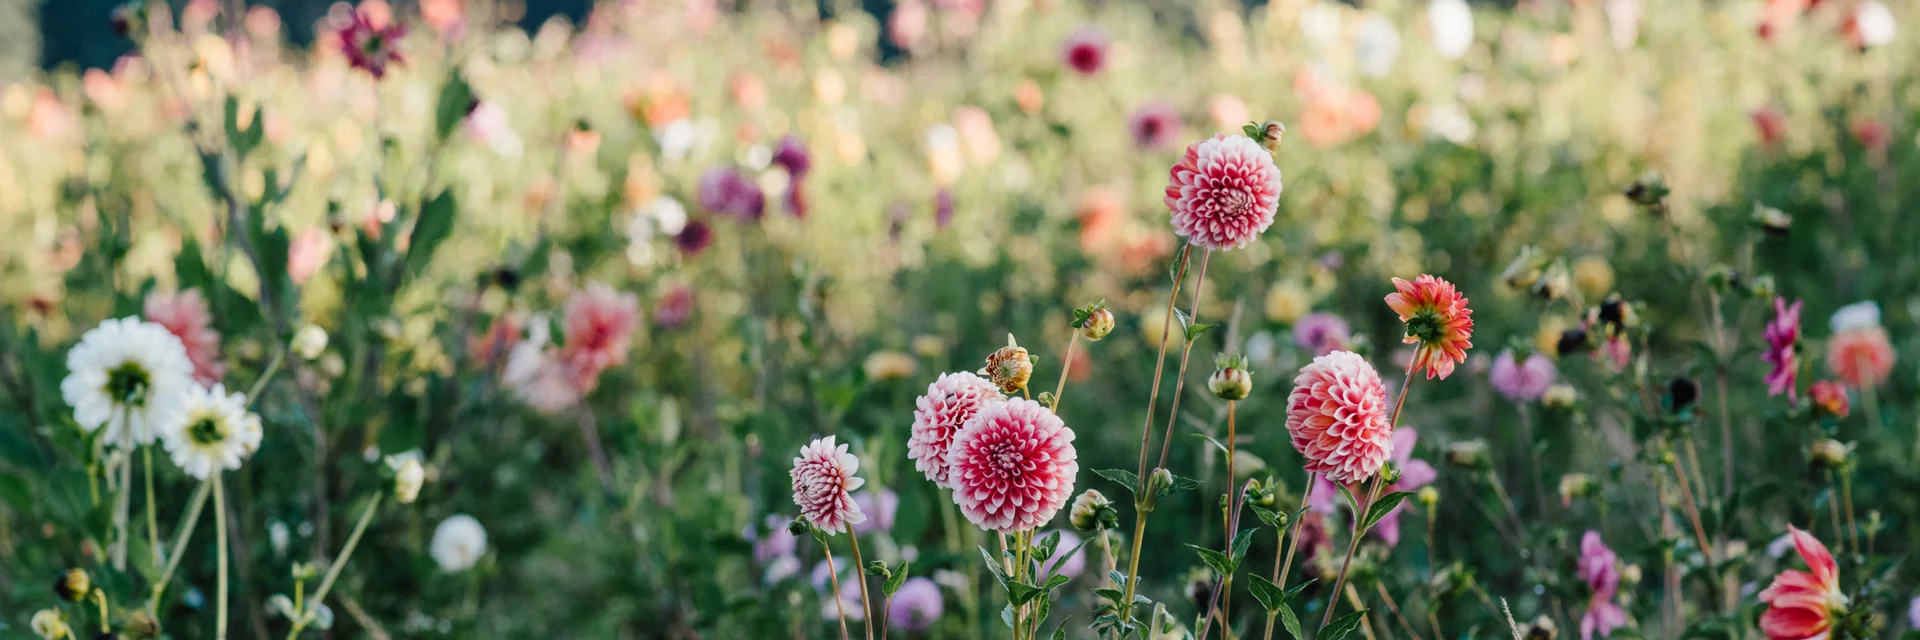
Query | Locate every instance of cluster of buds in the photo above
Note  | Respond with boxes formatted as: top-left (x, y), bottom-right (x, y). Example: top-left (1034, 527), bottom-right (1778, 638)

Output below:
top-left (979, 334), bottom-right (1034, 394)
top-left (1242, 120), bottom-right (1287, 155)
top-left (1243, 476), bottom-right (1282, 510)
top-left (1072, 301), bottom-right (1115, 342)
top-left (1069, 489), bottom-right (1119, 531)
top-left (1752, 203), bottom-right (1791, 236)
top-left (1207, 353), bottom-right (1252, 401)
top-left (1705, 265), bottom-right (1779, 301)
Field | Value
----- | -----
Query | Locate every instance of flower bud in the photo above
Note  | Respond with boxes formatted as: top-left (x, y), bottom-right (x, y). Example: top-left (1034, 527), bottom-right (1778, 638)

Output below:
top-left (292, 562), bottom-right (319, 581)
top-left (1704, 265), bottom-right (1738, 293)
top-left (125, 610), bottom-right (161, 639)
top-left (292, 324), bottom-right (329, 360)
top-left (978, 334), bottom-right (1033, 394)
top-left (1244, 477), bottom-right (1279, 509)
top-left (1809, 439), bottom-right (1852, 469)
top-left (787, 519), bottom-right (811, 537)
top-left (392, 458), bottom-right (425, 504)
top-left (1623, 172), bottom-right (1669, 207)
top-left (1621, 563), bottom-right (1643, 585)
top-left (1542, 384), bottom-right (1579, 410)
top-left (1445, 440), bottom-right (1490, 470)
top-left (1208, 354), bottom-right (1252, 401)
top-left (1243, 120), bottom-right (1286, 155)
top-left (1753, 203), bottom-right (1791, 236)
top-left (1557, 473), bottom-right (1594, 507)
top-left (54, 568), bottom-right (90, 602)
top-left (1077, 304), bottom-right (1115, 341)
top-left (1378, 462), bottom-right (1401, 485)
top-left (1593, 293), bottom-right (1636, 334)
top-left (31, 609), bottom-right (70, 640)
top-left (1145, 468), bottom-right (1175, 507)
top-left (1416, 486), bottom-right (1440, 507)
top-left (1069, 489), bottom-right (1118, 531)
top-left (1666, 377), bottom-right (1699, 412)
top-left (1722, 539), bottom-right (1750, 558)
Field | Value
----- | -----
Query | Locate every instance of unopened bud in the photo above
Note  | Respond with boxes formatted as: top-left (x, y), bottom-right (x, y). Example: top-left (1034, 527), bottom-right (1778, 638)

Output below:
top-left (1524, 615), bottom-right (1558, 640)
top-left (1747, 274), bottom-right (1777, 300)
top-left (1753, 203), bottom-right (1791, 236)
top-left (1530, 261), bottom-right (1572, 301)
top-left (1208, 354), bottom-right (1252, 401)
top-left (292, 324), bottom-right (329, 360)
top-left (1077, 304), bottom-right (1115, 341)
top-left (125, 610), bottom-right (160, 639)
top-left (1809, 439), bottom-right (1852, 468)
top-left (1621, 563), bottom-right (1643, 585)
top-left (54, 568), bottom-right (90, 602)
top-left (1416, 486), bottom-right (1440, 507)
top-left (1069, 489), bottom-right (1118, 531)
top-left (392, 458), bottom-right (425, 504)
top-left (1704, 265), bottom-right (1738, 293)
top-left (1243, 120), bottom-right (1287, 154)
top-left (1623, 172), bottom-right (1669, 207)
top-left (31, 609), bottom-right (70, 640)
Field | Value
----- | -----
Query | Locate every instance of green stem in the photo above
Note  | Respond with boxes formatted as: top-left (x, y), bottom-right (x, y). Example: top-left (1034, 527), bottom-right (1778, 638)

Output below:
top-left (286, 493), bottom-right (383, 640)
top-left (1261, 477), bottom-right (1315, 640)
top-left (847, 533), bottom-right (875, 640)
top-left (145, 446), bottom-right (161, 573)
top-left (823, 543), bottom-right (852, 640)
top-left (215, 473), bottom-right (229, 640)
top-left (148, 478), bottom-right (213, 612)
top-left (1321, 362), bottom-right (1417, 627)
top-left (1118, 244), bottom-right (1192, 630)
top-left (246, 348), bottom-right (286, 408)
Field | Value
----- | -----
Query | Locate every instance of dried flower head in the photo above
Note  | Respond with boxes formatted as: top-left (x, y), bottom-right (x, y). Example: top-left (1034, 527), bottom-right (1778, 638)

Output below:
top-left (945, 398), bottom-right (1079, 532)
top-left (979, 334), bottom-right (1034, 394)
top-left (790, 436), bottom-right (867, 534)
top-left (1385, 275), bottom-right (1475, 380)
top-left (1165, 134), bottom-right (1283, 251)
top-left (1284, 351), bottom-right (1393, 483)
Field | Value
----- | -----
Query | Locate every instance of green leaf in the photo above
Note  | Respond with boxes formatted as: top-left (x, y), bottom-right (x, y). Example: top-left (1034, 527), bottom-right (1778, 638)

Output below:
top-left (1230, 528), bottom-right (1256, 564)
top-left (1042, 574), bottom-right (1070, 592)
top-left (1184, 322), bottom-right (1217, 341)
top-left (1095, 468), bottom-right (1140, 493)
top-left (1171, 475), bottom-right (1204, 492)
top-left (1251, 504), bottom-right (1284, 528)
top-left (1318, 610), bottom-right (1369, 640)
top-left (434, 72), bottom-right (475, 141)
top-left (1185, 544), bottom-right (1232, 578)
top-left (979, 546), bottom-right (1012, 591)
top-left (1002, 604), bottom-right (1016, 630)
top-left (883, 562), bottom-right (910, 597)
top-left (1281, 578), bottom-right (1316, 603)
top-left (1361, 491), bottom-right (1417, 532)
top-left (406, 190), bottom-right (458, 274)
top-left (1336, 483), bottom-right (1358, 513)
top-left (1278, 603), bottom-right (1303, 640)
top-left (1048, 535), bottom-right (1100, 581)
top-left (1010, 581), bottom-right (1046, 606)
top-left (1245, 574), bottom-right (1282, 612)
top-left (1035, 530), bottom-right (1062, 564)
top-left (224, 96), bottom-right (264, 160)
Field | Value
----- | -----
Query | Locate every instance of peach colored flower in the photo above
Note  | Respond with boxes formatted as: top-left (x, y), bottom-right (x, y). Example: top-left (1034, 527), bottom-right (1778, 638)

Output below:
top-left (945, 398), bottom-right (1078, 532)
top-left (908, 371), bottom-right (1005, 488)
top-left (1809, 380), bottom-right (1849, 419)
top-left (143, 289), bottom-right (224, 384)
top-left (1758, 526), bottom-right (1848, 639)
top-left (791, 436), bottom-right (867, 535)
top-left (1164, 134), bottom-right (1283, 251)
top-left (1828, 327), bottom-right (1895, 389)
top-left (288, 228), bottom-right (332, 285)
top-left (1385, 275), bottom-right (1475, 380)
top-left (1285, 351), bottom-right (1393, 483)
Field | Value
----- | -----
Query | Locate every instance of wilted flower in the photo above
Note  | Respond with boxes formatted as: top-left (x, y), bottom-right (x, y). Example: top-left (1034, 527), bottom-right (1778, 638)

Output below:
top-left (1285, 351), bottom-right (1393, 483)
top-left (1758, 527), bottom-right (1848, 639)
top-left (1828, 326), bottom-right (1896, 390)
top-left (945, 398), bottom-right (1079, 532)
top-left (888, 577), bottom-right (944, 632)
top-left (335, 9), bottom-right (405, 78)
top-left (791, 436), bottom-right (867, 534)
top-left (144, 289), bottom-right (224, 384)
top-left (1489, 350), bottom-right (1556, 402)
top-left (1754, 204), bottom-right (1791, 236)
top-left (1386, 275), bottom-right (1475, 380)
top-left (909, 371), bottom-right (1005, 487)
top-left (54, 568), bottom-right (90, 602)
top-left (63, 317), bottom-right (195, 447)
top-left (1164, 134), bottom-right (1283, 251)
top-left (430, 514), bottom-right (488, 573)
top-left (1060, 26), bottom-right (1110, 76)
top-left (1069, 489), bottom-right (1117, 531)
top-left (1763, 298), bottom-right (1804, 400)
top-left (1292, 312), bottom-right (1351, 357)
top-left (1208, 353), bottom-right (1252, 401)
top-left (1129, 102), bottom-right (1181, 150)
top-left (979, 334), bottom-right (1034, 394)
top-left (1810, 380), bottom-right (1850, 419)
top-left (161, 384), bottom-right (264, 479)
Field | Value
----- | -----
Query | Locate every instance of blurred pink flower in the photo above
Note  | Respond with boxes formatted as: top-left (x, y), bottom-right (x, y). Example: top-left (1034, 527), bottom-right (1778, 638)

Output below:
top-left (1490, 349), bottom-right (1557, 402)
top-left (288, 228), bottom-right (332, 285)
top-left (1164, 134), bottom-right (1282, 251)
top-left (1810, 380), bottom-right (1851, 418)
top-left (748, 514), bottom-right (797, 563)
top-left (908, 371), bottom-right (1005, 487)
top-left (560, 283), bottom-right (640, 391)
top-left (1828, 326), bottom-right (1895, 389)
top-left (469, 312), bottom-right (523, 367)
top-left (1763, 297), bottom-right (1803, 400)
top-left (143, 289), bottom-right (224, 384)
top-left (1852, 116), bottom-right (1890, 153)
top-left (1292, 312), bottom-right (1352, 356)
top-left (653, 284), bottom-right (695, 329)
top-left (1577, 531), bottom-right (1626, 640)
top-left (1758, 526), bottom-right (1845, 639)
top-left (1307, 427), bottom-right (1434, 545)
top-left (675, 220), bottom-right (714, 255)
top-left (946, 398), bottom-right (1078, 532)
top-left (1129, 102), bottom-right (1181, 150)
top-left (1286, 351), bottom-right (1392, 484)
top-left (1039, 529), bottom-right (1086, 579)
top-left (1752, 106), bottom-right (1787, 149)
top-left (791, 436), bottom-right (867, 535)
top-left (1061, 26), bottom-right (1110, 76)
top-left (851, 489), bottom-right (899, 536)
top-left (888, 577), bottom-right (944, 632)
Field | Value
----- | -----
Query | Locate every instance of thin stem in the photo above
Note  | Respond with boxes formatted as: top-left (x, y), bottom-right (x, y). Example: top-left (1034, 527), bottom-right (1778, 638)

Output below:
top-left (1666, 457), bottom-right (1714, 558)
top-left (1321, 477), bottom-right (1383, 627)
top-left (1051, 333), bottom-right (1078, 411)
top-left (1099, 525), bottom-right (1117, 589)
top-left (93, 588), bottom-right (111, 633)
top-left (1824, 470), bottom-right (1846, 555)
top-left (1260, 478), bottom-right (1315, 640)
top-left (148, 478), bottom-right (213, 612)
top-left (114, 445), bottom-right (133, 570)
top-left (1154, 249), bottom-right (1213, 471)
top-left (145, 445), bottom-right (162, 573)
top-left (1516, 406), bottom-right (1548, 514)
top-left (1841, 467), bottom-right (1860, 554)
top-left (215, 473), bottom-right (229, 640)
top-left (1376, 583), bottom-right (1428, 640)
top-left (1120, 244), bottom-right (1194, 625)
top-left (1117, 510), bottom-right (1150, 628)
top-left (1222, 402), bottom-right (1238, 633)
top-left (287, 493), bottom-right (384, 640)
top-left (823, 544), bottom-right (852, 640)
top-left (575, 406), bottom-right (616, 492)
top-left (1714, 371), bottom-right (1734, 502)
top-left (246, 348), bottom-right (286, 407)
top-left (847, 534), bottom-right (876, 640)
top-left (1343, 584), bottom-right (1379, 640)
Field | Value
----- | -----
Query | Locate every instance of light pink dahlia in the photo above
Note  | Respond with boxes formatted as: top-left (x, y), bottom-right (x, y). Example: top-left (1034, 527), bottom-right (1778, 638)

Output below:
top-left (1164, 134), bottom-right (1282, 251)
top-left (791, 436), bottom-right (867, 535)
top-left (143, 289), bottom-right (224, 385)
top-left (908, 371), bottom-right (1005, 487)
top-left (945, 398), bottom-right (1079, 533)
top-left (1285, 350), bottom-right (1394, 484)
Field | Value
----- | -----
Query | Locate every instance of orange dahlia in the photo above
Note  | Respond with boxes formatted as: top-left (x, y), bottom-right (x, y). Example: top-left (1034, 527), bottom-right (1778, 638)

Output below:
top-left (1385, 275), bottom-right (1475, 380)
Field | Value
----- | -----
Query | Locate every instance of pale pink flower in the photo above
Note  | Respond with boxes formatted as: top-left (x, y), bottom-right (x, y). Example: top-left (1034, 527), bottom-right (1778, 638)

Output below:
top-left (559, 283), bottom-right (640, 392)
top-left (945, 398), bottom-right (1078, 532)
top-left (144, 289), bottom-right (224, 384)
top-left (653, 284), bottom-right (695, 329)
top-left (1489, 349), bottom-right (1556, 402)
top-left (908, 371), bottom-right (1005, 487)
top-left (1292, 312), bottom-right (1352, 356)
top-left (1828, 327), bottom-right (1896, 389)
top-left (1285, 351), bottom-right (1393, 483)
top-left (1164, 134), bottom-right (1283, 251)
top-left (791, 436), bottom-right (867, 534)
top-left (888, 577), bottom-right (945, 632)
top-left (1129, 102), bottom-right (1181, 150)
top-left (287, 228), bottom-right (332, 285)
top-left (1039, 529), bottom-right (1086, 579)
top-left (851, 489), bottom-right (899, 536)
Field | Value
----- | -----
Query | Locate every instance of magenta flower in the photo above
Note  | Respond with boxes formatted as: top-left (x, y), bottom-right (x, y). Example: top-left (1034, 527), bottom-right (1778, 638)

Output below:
top-left (888, 577), bottom-right (945, 632)
top-left (336, 9), bottom-right (406, 79)
top-left (771, 134), bottom-right (811, 178)
top-left (1307, 427), bottom-right (1435, 546)
top-left (1489, 349), bottom-right (1557, 402)
top-left (1292, 312), bottom-right (1352, 356)
top-left (674, 220), bottom-right (714, 255)
top-left (934, 189), bottom-right (955, 229)
top-left (1762, 297), bottom-right (1804, 401)
top-left (697, 166), bottom-right (766, 221)
top-left (1577, 531), bottom-right (1626, 640)
top-left (1060, 26), bottom-right (1110, 76)
top-left (945, 398), bottom-right (1079, 532)
top-left (1129, 102), bottom-right (1181, 150)
top-left (790, 436), bottom-right (867, 534)
top-left (908, 371), bottom-right (1005, 487)
top-left (143, 289), bottom-right (224, 385)
top-left (1164, 134), bottom-right (1283, 251)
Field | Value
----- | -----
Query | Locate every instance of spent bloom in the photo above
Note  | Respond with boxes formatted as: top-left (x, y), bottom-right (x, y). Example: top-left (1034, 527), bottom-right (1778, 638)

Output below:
top-left (1489, 350), bottom-right (1557, 402)
top-left (1285, 351), bottom-right (1393, 484)
top-left (1385, 275), bottom-right (1475, 380)
top-left (143, 289), bottom-right (224, 384)
top-left (161, 384), bottom-right (264, 479)
top-left (430, 514), bottom-right (488, 573)
top-left (336, 9), bottom-right (406, 78)
top-left (1292, 312), bottom-right (1351, 357)
top-left (1758, 526), bottom-right (1848, 640)
top-left (62, 317), bottom-right (195, 447)
top-left (888, 577), bottom-right (944, 633)
top-left (1060, 26), bottom-right (1110, 75)
top-left (1164, 134), bottom-right (1283, 251)
top-left (790, 436), bottom-right (867, 534)
top-left (1577, 531), bottom-right (1626, 640)
top-left (1828, 325), bottom-right (1896, 389)
top-left (391, 456), bottom-right (426, 504)
top-left (979, 334), bottom-right (1034, 394)
top-left (908, 371), bottom-right (1005, 487)
top-left (945, 398), bottom-right (1079, 532)
top-left (1762, 298), bottom-right (1804, 400)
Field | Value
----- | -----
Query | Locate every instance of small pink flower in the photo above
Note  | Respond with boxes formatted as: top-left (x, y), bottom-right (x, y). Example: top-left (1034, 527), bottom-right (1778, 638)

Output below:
top-left (791, 435), bottom-right (867, 535)
top-left (1758, 526), bottom-right (1848, 640)
top-left (1164, 134), bottom-right (1283, 251)
top-left (1293, 312), bottom-right (1352, 357)
top-left (945, 397), bottom-right (1078, 533)
top-left (287, 228), bottom-right (332, 285)
top-left (1828, 326), bottom-right (1896, 389)
top-left (1128, 102), bottom-right (1181, 150)
top-left (559, 283), bottom-right (640, 392)
top-left (1386, 275), bottom-right (1475, 380)
top-left (1490, 349), bottom-right (1557, 402)
top-left (1285, 351), bottom-right (1393, 484)
top-left (143, 289), bottom-right (224, 384)
top-left (336, 8), bottom-right (406, 79)
top-left (1577, 531), bottom-right (1626, 640)
top-left (1763, 298), bottom-right (1803, 400)
top-left (1752, 106), bottom-right (1787, 149)
top-left (908, 371), bottom-right (1005, 487)
top-left (1060, 26), bottom-right (1110, 76)
top-left (748, 514), bottom-right (798, 563)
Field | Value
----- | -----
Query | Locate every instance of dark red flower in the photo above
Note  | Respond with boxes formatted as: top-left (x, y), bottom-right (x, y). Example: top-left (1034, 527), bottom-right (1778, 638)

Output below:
top-left (337, 10), bottom-right (406, 79)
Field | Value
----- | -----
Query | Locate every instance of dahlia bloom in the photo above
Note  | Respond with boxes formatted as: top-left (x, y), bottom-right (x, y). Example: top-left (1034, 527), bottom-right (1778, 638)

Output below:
top-left (1385, 275), bottom-right (1475, 380)
top-left (908, 371), bottom-right (1006, 487)
top-left (1489, 350), bottom-right (1557, 402)
top-left (1810, 380), bottom-right (1850, 419)
top-left (336, 9), bottom-right (406, 78)
top-left (1060, 26), bottom-right (1109, 76)
top-left (1762, 298), bottom-right (1803, 400)
top-left (1164, 134), bottom-right (1283, 251)
top-left (945, 398), bottom-right (1079, 533)
top-left (1758, 526), bottom-right (1848, 640)
top-left (502, 321), bottom-right (582, 413)
top-left (1577, 531), bottom-right (1626, 640)
top-left (697, 166), bottom-right (766, 221)
top-left (559, 283), bottom-right (640, 390)
top-left (1129, 102), bottom-right (1181, 150)
top-left (1829, 301), bottom-right (1881, 334)
top-left (143, 289), bottom-right (224, 385)
top-left (979, 334), bottom-right (1034, 394)
top-left (1285, 351), bottom-right (1393, 484)
top-left (888, 577), bottom-right (945, 633)
top-left (62, 317), bottom-right (195, 447)
top-left (161, 383), bottom-right (264, 479)
top-left (791, 436), bottom-right (868, 534)
top-left (1292, 312), bottom-right (1352, 357)
top-left (1828, 327), bottom-right (1895, 389)
top-left (851, 489), bottom-right (899, 536)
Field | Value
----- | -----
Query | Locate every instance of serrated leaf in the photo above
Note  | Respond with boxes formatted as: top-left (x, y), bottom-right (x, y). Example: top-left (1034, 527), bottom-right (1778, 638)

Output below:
top-left (1095, 468), bottom-right (1140, 493)
top-left (1246, 574), bottom-right (1282, 612)
top-left (883, 562), bottom-right (910, 597)
top-left (1361, 491), bottom-right (1417, 532)
top-left (1318, 610), bottom-right (1369, 640)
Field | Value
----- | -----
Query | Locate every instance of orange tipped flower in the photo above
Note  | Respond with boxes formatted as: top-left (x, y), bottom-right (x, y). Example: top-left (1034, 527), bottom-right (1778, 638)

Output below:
top-left (1385, 275), bottom-right (1475, 380)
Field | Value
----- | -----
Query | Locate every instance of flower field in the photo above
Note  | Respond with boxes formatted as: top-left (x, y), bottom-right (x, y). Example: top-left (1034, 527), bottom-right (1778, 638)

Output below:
top-left (3, 0), bottom-right (1919, 638)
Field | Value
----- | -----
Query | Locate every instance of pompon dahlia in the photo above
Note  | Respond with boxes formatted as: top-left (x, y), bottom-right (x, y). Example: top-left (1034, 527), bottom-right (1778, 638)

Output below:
top-left (1285, 351), bottom-right (1393, 484)
top-left (1763, 298), bottom-right (1804, 400)
top-left (143, 289), bottom-right (224, 385)
top-left (791, 436), bottom-right (867, 535)
top-left (1164, 134), bottom-right (1283, 251)
top-left (1385, 275), bottom-right (1475, 380)
top-left (336, 9), bottom-right (406, 79)
top-left (1758, 526), bottom-right (1849, 640)
top-left (945, 398), bottom-right (1079, 533)
top-left (908, 371), bottom-right (1006, 487)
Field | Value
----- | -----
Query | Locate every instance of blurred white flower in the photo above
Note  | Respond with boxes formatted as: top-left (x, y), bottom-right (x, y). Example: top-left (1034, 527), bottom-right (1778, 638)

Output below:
top-left (269, 520), bottom-right (290, 555)
top-left (1605, 0), bottom-right (1641, 49)
top-left (763, 554), bottom-right (801, 586)
top-left (62, 317), bottom-right (195, 447)
top-left (647, 196), bottom-right (688, 236)
top-left (1355, 13), bottom-right (1401, 77)
top-left (160, 384), bottom-right (263, 479)
top-left (1831, 301), bottom-right (1882, 333)
top-left (292, 324), bottom-right (329, 360)
top-left (1854, 1), bottom-right (1896, 49)
top-left (431, 514), bottom-right (488, 573)
top-left (1298, 2), bottom-right (1343, 51)
top-left (1428, 0), bottom-right (1475, 59)
top-left (1423, 102), bottom-right (1477, 144)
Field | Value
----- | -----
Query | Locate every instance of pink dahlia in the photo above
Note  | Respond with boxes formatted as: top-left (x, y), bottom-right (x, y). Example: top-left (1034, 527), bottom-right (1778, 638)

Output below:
top-left (791, 436), bottom-right (868, 534)
top-left (1164, 134), bottom-right (1283, 251)
top-left (1129, 102), bottom-right (1181, 150)
top-left (908, 371), bottom-right (1005, 487)
top-left (945, 398), bottom-right (1079, 532)
top-left (1386, 275), bottom-right (1475, 380)
top-left (1763, 297), bottom-right (1803, 400)
top-left (1060, 26), bottom-right (1110, 76)
top-left (336, 9), bottom-right (406, 79)
top-left (1285, 351), bottom-right (1393, 484)
top-left (559, 283), bottom-right (640, 391)
top-left (1828, 327), bottom-right (1895, 390)
top-left (1577, 531), bottom-right (1627, 640)
top-left (143, 289), bottom-right (224, 384)
top-left (1489, 349), bottom-right (1557, 402)
top-left (1759, 526), bottom-right (1848, 639)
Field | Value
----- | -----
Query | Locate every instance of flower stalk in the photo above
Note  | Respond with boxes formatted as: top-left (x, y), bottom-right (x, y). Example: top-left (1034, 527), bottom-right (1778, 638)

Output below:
top-left (287, 493), bottom-right (384, 640)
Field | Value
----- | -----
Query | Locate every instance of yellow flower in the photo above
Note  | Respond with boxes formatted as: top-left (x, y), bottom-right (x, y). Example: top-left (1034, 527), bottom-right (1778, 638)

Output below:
top-left (863, 351), bottom-right (918, 382)
top-left (1265, 282), bottom-right (1311, 324)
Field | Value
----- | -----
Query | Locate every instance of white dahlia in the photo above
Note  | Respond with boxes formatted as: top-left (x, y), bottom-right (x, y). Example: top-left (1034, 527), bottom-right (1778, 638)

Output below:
top-left (61, 317), bottom-right (195, 447)
top-left (161, 384), bottom-right (264, 479)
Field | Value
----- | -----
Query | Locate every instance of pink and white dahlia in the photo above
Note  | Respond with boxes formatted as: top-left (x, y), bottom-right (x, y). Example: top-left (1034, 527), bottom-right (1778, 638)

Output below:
top-left (945, 398), bottom-right (1079, 532)
top-left (1164, 134), bottom-right (1283, 251)
top-left (1285, 351), bottom-right (1393, 484)
top-left (791, 436), bottom-right (867, 535)
top-left (908, 371), bottom-right (1005, 487)
top-left (143, 289), bottom-right (224, 385)
top-left (559, 282), bottom-right (640, 391)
